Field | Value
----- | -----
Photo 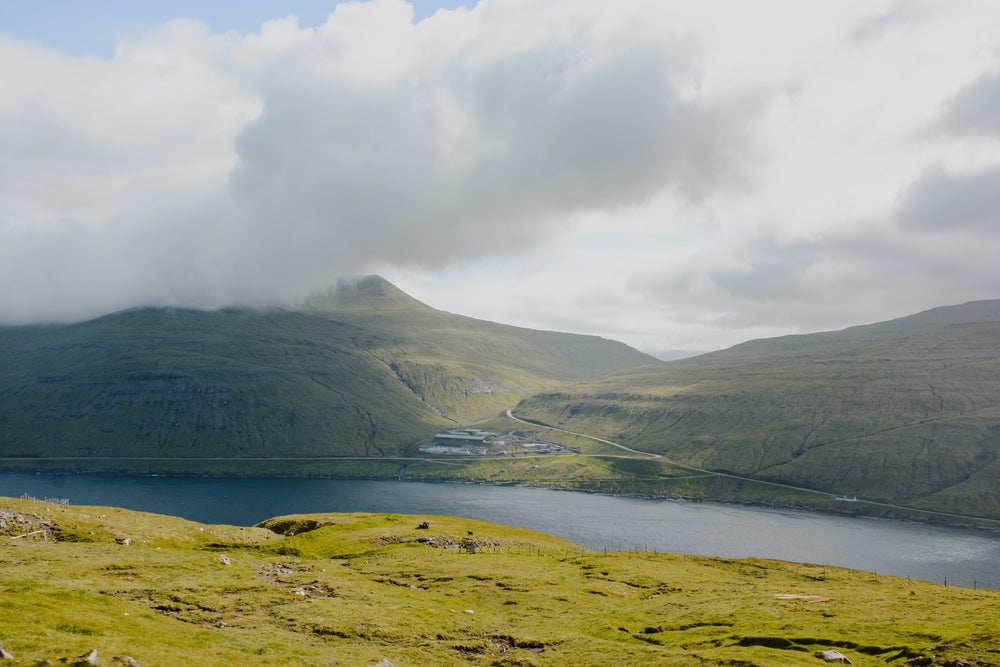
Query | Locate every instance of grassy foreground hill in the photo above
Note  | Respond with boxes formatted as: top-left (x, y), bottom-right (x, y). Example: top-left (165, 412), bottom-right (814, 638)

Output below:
top-left (0, 276), bottom-right (655, 463)
top-left (2, 496), bottom-right (998, 666)
top-left (515, 300), bottom-right (1000, 521)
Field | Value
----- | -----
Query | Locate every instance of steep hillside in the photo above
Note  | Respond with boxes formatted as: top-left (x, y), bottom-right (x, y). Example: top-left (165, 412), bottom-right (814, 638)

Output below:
top-left (2, 497), bottom-right (997, 666)
top-left (303, 276), bottom-right (660, 412)
top-left (0, 307), bottom-right (443, 459)
top-left (0, 277), bottom-right (655, 463)
top-left (516, 300), bottom-right (1000, 520)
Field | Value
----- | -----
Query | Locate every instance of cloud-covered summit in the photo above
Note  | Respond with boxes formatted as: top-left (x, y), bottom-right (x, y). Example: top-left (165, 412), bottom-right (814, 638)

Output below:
top-left (1, 0), bottom-right (999, 350)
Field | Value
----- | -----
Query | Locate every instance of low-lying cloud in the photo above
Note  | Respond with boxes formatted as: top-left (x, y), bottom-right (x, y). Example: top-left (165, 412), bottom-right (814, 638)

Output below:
top-left (0, 0), bottom-right (757, 323)
top-left (1, 0), bottom-right (999, 350)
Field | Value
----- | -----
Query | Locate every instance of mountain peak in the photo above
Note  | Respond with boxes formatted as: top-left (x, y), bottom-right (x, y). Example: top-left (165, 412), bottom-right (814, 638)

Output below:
top-left (300, 275), bottom-right (435, 315)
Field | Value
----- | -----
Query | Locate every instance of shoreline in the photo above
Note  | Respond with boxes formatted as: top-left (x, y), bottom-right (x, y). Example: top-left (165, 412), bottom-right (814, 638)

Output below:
top-left (4, 463), bottom-right (1000, 533)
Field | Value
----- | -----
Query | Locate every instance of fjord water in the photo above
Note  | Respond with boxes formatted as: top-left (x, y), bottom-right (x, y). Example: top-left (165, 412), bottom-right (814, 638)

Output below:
top-left (3, 473), bottom-right (998, 588)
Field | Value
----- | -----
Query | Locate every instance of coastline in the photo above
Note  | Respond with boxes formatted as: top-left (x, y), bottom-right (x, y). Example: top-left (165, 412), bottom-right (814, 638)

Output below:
top-left (4, 459), bottom-right (1000, 532)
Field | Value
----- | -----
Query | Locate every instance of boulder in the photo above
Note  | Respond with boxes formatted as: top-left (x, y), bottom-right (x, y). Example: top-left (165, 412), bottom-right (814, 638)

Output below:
top-left (815, 649), bottom-right (851, 664)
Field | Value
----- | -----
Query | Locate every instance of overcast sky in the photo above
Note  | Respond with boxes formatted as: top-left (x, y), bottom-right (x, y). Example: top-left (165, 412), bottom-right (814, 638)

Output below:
top-left (2, 0), bottom-right (999, 353)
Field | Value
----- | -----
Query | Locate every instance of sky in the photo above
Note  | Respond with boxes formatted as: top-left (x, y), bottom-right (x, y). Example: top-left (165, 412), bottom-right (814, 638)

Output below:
top-left (2, 0), bottom-right (999, 353)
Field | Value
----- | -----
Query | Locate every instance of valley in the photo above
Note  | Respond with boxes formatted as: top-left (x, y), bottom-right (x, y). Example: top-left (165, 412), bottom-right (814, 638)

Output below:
top-left (3, 279), bottom-right (1000, 525)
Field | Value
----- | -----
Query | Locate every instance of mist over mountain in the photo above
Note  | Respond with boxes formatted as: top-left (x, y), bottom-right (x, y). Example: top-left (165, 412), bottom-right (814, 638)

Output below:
top-left (3, 2), bottom-right (999, 353)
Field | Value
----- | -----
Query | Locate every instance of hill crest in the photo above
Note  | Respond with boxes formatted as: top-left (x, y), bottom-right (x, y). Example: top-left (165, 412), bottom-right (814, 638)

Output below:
top-left (301, 274), bottom-right (436, 315)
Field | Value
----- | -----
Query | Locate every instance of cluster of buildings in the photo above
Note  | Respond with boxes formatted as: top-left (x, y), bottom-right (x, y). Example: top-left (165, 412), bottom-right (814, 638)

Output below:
top-left (417, 428), bottom-right (579, 457)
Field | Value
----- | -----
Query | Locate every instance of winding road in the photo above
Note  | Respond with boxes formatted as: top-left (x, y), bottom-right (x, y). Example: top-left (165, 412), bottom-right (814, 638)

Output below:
top-left (505, 408), bottom-right (662, 459)
top-left (506, 408), bottom-right (998, 524)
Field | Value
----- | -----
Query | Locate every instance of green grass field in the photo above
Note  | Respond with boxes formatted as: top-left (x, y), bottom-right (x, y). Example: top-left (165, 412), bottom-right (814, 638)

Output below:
top-left (2, 497), bottom-right (998, 666)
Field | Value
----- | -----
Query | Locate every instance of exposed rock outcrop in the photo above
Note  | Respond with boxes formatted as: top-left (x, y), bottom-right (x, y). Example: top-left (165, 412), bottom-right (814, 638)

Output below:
top-left (815, 649), bottom-right (851, 663)
top-left (0, 508), bottom-right (55, 539)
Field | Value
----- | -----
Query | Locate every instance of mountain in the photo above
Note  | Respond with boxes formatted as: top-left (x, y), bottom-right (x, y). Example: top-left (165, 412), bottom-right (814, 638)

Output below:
top-left (515, 300), bottom-right (1000, 520)
top-left (0, 277), bottom-right (656, 461)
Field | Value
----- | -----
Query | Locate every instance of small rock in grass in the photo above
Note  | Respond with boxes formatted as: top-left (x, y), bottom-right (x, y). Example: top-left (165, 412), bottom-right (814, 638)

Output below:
top-left (0, 644), bottom-right (13, 660)
top-left (373, 660), bottom-right (394, 667)
top-left (111, 658), bottom-right (139, 666)
top-left (216, 554), bottom-right (231, 565)
top-left (815, 649), bottom-right (851, 664)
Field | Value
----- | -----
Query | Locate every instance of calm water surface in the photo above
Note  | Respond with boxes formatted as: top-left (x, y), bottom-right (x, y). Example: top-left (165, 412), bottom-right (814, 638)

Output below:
top-left (3, 473), bottom-right (998, 588)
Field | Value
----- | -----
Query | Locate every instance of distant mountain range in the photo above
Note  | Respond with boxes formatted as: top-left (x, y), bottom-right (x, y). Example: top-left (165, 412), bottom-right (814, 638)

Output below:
top-left (0, 276), bottom-right (656, 460)
top-left (4, 281), bottom-right (1000, 521)
top-left (517, 300), bottom-right (1000, 520)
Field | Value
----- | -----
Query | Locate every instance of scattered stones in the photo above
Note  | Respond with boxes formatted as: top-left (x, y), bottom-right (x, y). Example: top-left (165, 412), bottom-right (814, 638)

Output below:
top-left (256, 562), bottom-right (296, 585)
top-left (375, 534), bottom-right (503, 551)
top-left (0, 508), bottom-right (56, 540)
top-left (254, 563), bottom-right (337, 597)
top-left (815, 649), bottom-right (852, 663)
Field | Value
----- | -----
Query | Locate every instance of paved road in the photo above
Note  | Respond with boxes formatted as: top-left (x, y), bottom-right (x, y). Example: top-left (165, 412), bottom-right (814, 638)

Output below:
top-left (505, 408), bottom-right (662, 459)
top-left (507, 409), bottom-right (1000, 524)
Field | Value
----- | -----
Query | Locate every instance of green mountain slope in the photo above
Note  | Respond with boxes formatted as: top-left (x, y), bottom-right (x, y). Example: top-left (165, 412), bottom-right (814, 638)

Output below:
top-left (515, 300), bottom-right (1000, 520)
top-left (305, 275), bottom-right (660, 387)
top-left (3, 497), bottom-right (997, 666)
top-left (0, 277), bottom-right (655, 461)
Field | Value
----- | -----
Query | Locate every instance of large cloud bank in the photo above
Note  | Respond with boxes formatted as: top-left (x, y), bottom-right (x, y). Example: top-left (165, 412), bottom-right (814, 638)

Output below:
top-left (1, 0), bottom-right (999, 348)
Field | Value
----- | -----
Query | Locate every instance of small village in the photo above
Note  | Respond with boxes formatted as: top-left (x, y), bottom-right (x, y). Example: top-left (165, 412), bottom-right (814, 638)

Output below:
top-left (417, 428), bottom-right (580, 457)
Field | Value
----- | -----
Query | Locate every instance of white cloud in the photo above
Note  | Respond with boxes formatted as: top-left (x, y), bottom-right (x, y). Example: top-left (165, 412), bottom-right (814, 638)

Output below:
top-left (1, 0), bottom-right (999, 352)
top-left (936, 71), bottom-right (1000, 137)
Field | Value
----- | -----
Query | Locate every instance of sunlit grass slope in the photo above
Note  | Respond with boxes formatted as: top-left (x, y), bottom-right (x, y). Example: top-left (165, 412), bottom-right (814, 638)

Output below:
top-left (516, 300), bottom-right (1000, 520)
top-left (2, 497), bottom-right (998, 666)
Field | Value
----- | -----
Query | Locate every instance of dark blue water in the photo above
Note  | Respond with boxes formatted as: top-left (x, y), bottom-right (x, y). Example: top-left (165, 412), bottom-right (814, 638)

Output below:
top-left (3, 473), bottom-right (998, 588)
